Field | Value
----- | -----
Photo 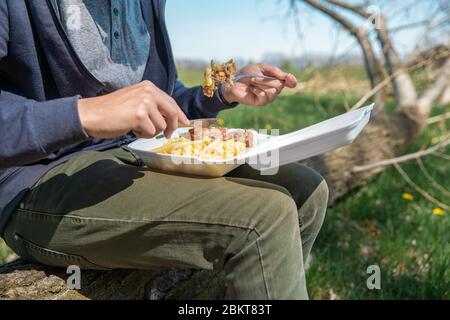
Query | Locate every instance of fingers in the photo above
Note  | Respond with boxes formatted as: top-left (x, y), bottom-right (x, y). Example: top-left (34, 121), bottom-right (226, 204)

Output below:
top-left (263, 87), bottom-right (279, 102)
top-left (251, 86), bottom-right (271, 106)
top-left (148, 108), bottom-right (168, 136)
top-left (225, 83), bottom-right (252, 104)
top-left (154, 95), bottom-right (189, 138)
top-left (253, 86), bottom-right (278, 104)
top-left (150, 83), bottom-right (189, 125)
top-left (229, 82), bottom-right (278, 106)
top-left (257, 64), bottom-right (298, 89)
top-left (136, 80), bottom-right (190, 138)
top-left (175, 105), bottom-right (190, 126)
top-left (258, 63), bottom-right (288, 80)
top-left (160, 106), bottom-right (178, 138)
top-left (284, 73), bottom-right (298, 88)
top-left (249, 77), bottom-right (282, 105)
top-left (251, 77), bottom-right (284, 93)
top-left (135, 115), bottom-right (156, 138)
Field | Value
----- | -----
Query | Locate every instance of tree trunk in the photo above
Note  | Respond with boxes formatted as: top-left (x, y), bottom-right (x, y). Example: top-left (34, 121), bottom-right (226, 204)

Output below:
top-left (418, 58), bottom-right (450, 115)
top-left (0, 260), bottom-right (226, 300)
top-left (439, 85), bottom-right (450, 104)
top-left (375, 16), bottom-right (418, 108)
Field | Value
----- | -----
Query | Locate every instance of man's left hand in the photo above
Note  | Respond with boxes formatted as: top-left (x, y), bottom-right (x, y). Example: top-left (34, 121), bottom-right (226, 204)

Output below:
top-left (221, 63), bottom-right (297, 106)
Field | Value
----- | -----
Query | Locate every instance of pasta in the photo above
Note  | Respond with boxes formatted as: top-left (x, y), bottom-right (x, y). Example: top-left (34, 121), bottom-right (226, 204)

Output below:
top-left (152, 128), bottom-right (253, 160)
top-left (152, 137), bottom-right (247, 160)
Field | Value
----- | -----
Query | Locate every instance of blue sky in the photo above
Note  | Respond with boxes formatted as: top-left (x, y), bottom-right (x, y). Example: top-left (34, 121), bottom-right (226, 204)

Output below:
top-left (165, 0), bottom-right (332, 61)
top-left (165, 0), bottom-right (442, 62)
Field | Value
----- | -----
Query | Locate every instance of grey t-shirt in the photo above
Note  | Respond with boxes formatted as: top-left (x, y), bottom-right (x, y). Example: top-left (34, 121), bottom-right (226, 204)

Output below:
top-left (52, 0), bottom-right (151, 91)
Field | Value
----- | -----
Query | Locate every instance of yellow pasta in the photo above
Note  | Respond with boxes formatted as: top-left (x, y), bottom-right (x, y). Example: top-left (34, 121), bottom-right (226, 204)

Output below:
top-left (153, 137), bottom-right (247, 160)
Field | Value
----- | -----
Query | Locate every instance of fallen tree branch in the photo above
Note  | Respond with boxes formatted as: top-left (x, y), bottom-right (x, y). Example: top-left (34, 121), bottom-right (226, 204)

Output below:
top-left (427, 112), bottom-right (450, 124)
top-left (432, 152), bottom-right (450, 161)
top-left (349, 71), bottom-right (399, 111)
top-left (393, 163), bottom-right (450, 211)
top-left (417, 158), bottom-right (450, 198)
top-left (353, 139), bottom-right (450, 172)
top-left (431, 133), bottom-right (450, 145)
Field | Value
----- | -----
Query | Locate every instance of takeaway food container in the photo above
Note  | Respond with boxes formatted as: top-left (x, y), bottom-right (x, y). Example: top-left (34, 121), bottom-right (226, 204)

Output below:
top-left (128, 104), bottom-right (374, 177)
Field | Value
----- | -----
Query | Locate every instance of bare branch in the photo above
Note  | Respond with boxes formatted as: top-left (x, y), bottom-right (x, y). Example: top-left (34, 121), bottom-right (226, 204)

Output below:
top-left (353, 139), bottom-right (450, 172)
top-left (375, 15), bottom-right (418, 107)
top-left (394, 163), bottom-right (450, 211)
top-left (390, 19), bottom-right (443, 33)
top-left (406, 45), bottom-right (450, 69)
top-left (349, 71), bottom-right (397, 111)
top-left (432, 152), bottom-right (450, 161)
top-left (299, 0), bottom-right (386, 109)
top-left (323, 0), bottom-right (370, 18)
top-left (417, 158), bottom-right (450, 198)
top-left (427, 112), bottom-right (450, 125)
top-left (301, 0), bottom-right (360, 36)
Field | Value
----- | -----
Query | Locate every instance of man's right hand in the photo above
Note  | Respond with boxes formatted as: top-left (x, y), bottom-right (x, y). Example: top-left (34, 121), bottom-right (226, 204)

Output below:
top-left (77, 80), bottom-right (190, 139)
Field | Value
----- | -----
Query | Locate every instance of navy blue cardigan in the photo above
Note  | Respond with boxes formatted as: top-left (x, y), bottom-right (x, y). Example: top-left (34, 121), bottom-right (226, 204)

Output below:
top-left (0, 0), bottom-right (235, 234)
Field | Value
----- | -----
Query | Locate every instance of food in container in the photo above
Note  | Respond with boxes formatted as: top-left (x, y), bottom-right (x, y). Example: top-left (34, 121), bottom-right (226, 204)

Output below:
top-left (152, 128), bottom-right (253, 160)
top-left (128, 104), bottom-right (374, 177)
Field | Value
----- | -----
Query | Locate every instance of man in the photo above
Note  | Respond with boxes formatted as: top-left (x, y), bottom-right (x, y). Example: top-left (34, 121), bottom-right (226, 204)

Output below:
top-left (0, 0), bottom-right (328, 299)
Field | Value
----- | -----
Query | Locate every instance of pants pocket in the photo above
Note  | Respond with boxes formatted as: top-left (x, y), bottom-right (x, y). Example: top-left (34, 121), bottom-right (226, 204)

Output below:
top-left (14, 233), bottom-right (111, 271)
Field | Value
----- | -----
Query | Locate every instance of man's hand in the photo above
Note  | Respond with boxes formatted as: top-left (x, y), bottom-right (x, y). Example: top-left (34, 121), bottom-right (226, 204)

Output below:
top-left (221, 63), bottom-right (297, 106)
top-left (78, 81), bottom-right (189, 139)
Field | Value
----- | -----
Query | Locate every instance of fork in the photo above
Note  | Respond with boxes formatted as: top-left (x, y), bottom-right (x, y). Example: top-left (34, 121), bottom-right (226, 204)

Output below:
top-left (233, 74), bottom-right (277, 83)
top-left (177, 75), bottom-right (278, 129)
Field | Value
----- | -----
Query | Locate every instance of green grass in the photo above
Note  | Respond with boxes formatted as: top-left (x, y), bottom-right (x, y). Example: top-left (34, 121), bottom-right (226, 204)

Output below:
top-left (0, 238), bottom-right (14, 265)
top-left (177, 68), bottom-right (204, 87)
top-left (1, 80), bottom-right (448, 299)
top-left (218, 92), bottom-right (361, 133)
top-left (307, 128), bottom-right (450, 299)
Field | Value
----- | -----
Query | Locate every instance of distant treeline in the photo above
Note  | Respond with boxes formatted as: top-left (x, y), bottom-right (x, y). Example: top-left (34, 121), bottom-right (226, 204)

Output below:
top-left (176, 53), bottom-right (363, 70)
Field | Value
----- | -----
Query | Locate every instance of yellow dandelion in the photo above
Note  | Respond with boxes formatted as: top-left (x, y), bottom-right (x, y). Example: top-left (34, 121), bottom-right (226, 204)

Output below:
top-left (433, 208), bottom-right (445, 216)
top-left (216, 118), bottom-right (225, 127)
top-left (402, 193), bottom-right (414, 201)
top-left (265, 124), bottom-right (272, 130)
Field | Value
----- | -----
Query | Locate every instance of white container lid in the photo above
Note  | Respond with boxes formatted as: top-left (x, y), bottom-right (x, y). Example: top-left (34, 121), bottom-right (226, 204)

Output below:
top-left (243, 104), bottom-right (374, 172)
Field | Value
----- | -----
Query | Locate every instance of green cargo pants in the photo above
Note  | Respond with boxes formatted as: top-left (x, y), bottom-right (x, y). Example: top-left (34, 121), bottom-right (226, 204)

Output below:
top-left (3, 147), bottom-right (328, 299)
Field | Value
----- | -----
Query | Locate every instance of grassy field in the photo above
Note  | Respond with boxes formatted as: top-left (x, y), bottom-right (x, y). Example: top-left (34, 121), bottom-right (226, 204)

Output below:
top-left (0, 68), bottom-right (448, 299)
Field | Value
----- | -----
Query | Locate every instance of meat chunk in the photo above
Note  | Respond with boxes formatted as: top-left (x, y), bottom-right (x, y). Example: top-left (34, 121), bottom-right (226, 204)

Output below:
top-left (202, 59), bottom-right (238, 97)
top-left (179, 128), bottom-right (254, 148)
